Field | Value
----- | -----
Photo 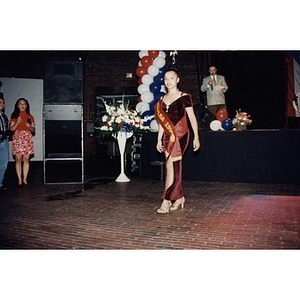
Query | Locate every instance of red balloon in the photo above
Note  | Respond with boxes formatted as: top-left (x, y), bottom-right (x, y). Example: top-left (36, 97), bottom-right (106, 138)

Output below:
top-left (138, 96), bottom-right (142, 102)
top-left (138, 77), bottom-right (143, 85)
top-left (216, 109), bottom-right (228, 122)
top-left (148, 50), bottom-right (159, 59)
top-left (136, 66), bottom-right (148, 77)
top-left (141, 56), bottom-right (153, 67)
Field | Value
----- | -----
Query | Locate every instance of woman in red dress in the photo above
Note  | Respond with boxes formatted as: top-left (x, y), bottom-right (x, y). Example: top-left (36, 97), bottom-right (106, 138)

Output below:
top-left (155, 69), bottom-right (200, 213)
top-left (10, 98), bottom-right (35, 186)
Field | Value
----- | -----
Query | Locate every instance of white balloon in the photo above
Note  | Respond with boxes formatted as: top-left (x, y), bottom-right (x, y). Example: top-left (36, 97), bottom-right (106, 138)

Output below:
top-left (153, 57), bottom-right (166, 68)
top-left (150, 118), bottom-right (159, 132)
top-left (136, 102), bottom-right (150, 114)
top-left (158, 51), bottom-right (166, 58)
top-left (160, 85), bottom-right (167, 93)
top-left (141, 91), bottom-right (154, 103)
top-left (137, 84), bottom-right (150, 95)
top-left (139, 50), bottom-right (148, 59)
top-left (142, 74), bottom-right (153, 85)
top-left (138, 60), bottom-right (142, 67)
top-left (148, 65), bottom-right (159, 77)
top-left (210, 120), bottom-right (222, 131)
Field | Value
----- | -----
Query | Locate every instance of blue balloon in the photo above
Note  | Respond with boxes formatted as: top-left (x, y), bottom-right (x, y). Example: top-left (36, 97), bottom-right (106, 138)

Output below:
top-left (149, 99), bottom-right (159, 113)
top-left (221, 118), bottom-right (233, 130)
top-left (149, 82), bottom-right (160, 94)
top-left (143, 118), bottom-right (154, 127)
top-left (159, 67), bottom-right (166, 75)
top-left (142, 110), bottom-right (154, 118)
top-left (154, 73), bottom-right (164, 85)
top-left (154, 92), bottom-right (166, 101)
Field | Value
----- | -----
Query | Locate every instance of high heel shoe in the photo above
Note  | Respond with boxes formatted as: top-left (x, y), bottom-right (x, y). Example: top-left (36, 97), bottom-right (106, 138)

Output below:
top-left (157, 200), bottom-right (171, 214)
top-left (170, 197), bottom-right (185, 211)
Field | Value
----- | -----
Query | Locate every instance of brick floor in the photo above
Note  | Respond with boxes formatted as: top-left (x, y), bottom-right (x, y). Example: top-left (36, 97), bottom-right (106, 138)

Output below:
top-left (1, 161), bottom-right (299, 300)
top-left (0, 162), bottom-right (299, 250)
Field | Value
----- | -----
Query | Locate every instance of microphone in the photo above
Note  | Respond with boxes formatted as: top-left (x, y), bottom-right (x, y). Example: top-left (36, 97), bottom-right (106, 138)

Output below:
top-left (211, 83), bottom-right (213, 91)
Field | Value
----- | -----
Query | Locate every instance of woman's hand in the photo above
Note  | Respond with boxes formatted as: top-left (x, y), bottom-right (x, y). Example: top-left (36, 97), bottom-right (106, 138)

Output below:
top-left (26, 121), bottom-right (35, 133)
top-left (186, 107), bottom-right (200, 152)
top-left (193, 137), bottom-right (200, 152)
top-left (10, 117), bottom-right (22, 131)
top-left (156, 140), bottom-right (164, 153)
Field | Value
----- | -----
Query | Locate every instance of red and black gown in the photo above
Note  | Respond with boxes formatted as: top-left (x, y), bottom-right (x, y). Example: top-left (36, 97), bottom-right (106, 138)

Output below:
top-left (155, 93), bottom-right (193, 201)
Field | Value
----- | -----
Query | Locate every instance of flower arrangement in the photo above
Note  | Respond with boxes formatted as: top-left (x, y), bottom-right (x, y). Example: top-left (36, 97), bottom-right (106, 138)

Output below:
top-left (232, 109), bottom-right (252, 130)
top-left (95, 96), bottom-right (152, 139)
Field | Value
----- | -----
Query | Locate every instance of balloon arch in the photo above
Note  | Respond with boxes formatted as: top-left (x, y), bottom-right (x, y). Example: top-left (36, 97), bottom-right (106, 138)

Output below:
top-left (135, 50), bottom-right (167, 132)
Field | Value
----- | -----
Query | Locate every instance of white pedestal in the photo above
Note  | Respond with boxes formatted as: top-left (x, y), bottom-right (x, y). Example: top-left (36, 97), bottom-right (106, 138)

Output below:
top-left (115, 130), bottom-right (132, 182)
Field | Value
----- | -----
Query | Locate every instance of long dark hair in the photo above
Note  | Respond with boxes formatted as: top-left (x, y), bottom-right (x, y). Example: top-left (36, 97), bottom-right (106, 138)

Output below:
top-left (0, 92), bottom-right (5, 113)
top-left (11, 98), bottom-right (31, 119)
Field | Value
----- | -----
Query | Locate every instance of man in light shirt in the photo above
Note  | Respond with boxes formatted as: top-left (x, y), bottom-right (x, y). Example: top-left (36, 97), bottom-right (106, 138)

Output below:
top-left (201, 65), bottom-right (228, 116)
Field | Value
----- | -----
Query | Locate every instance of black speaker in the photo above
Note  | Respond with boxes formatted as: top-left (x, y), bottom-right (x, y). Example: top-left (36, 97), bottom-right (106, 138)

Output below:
top-left (43, 104), bottom-right (83, 184)
top-left (44, 61), bottom-right (83, 103)
top-left (45, 160), bottom-right (83, 183)
top-left (194, 103), bottom-right (216, 130)
top-left (45, 120), bottom-right (81, 157)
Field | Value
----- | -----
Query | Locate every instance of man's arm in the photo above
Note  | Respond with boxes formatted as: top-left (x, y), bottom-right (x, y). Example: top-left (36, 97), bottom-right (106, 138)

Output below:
top-left (201, 77), bottom-right (210, 92)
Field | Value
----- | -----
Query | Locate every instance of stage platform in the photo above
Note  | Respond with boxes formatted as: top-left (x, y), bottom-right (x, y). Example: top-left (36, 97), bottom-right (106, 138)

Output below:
top-left (141, 129), bottom-right (300, 184)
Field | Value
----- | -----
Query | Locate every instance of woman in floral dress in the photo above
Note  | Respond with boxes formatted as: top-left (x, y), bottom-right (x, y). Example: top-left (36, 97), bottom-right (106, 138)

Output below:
top-left (10, 98), bottom-right (35, 186)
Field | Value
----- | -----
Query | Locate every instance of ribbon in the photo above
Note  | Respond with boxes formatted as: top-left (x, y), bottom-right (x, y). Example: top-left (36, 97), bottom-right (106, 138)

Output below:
top-left (170, 50), bottom-right (178, 68)
top-left (122, 123), bottom-right (133, 132)
top-left (155, 99), bottom-right (177, 159)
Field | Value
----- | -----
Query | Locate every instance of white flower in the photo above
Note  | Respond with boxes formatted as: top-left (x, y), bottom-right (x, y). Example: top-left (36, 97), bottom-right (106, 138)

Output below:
top-left (118, 108), bottom-right (125, 115)
top-left (102, 115), bottom-right (109, 122)
top-left (108, 106), bottom-right (116, 114)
